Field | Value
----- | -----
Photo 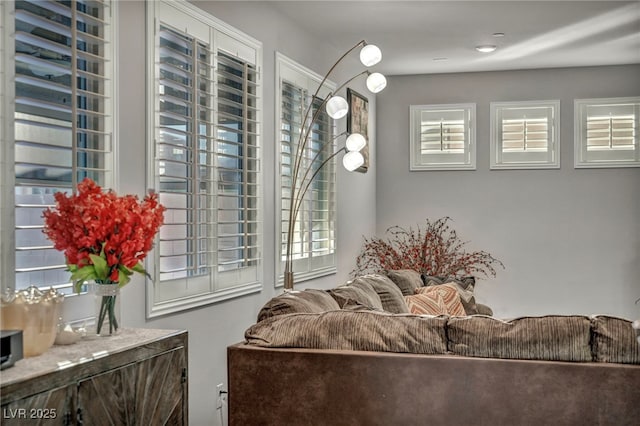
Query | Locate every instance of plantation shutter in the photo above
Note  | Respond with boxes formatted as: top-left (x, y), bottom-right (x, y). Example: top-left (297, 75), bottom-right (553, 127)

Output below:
top-left (153, 2), bottom-right (261, 297)
top-left (586, 104), bottom-right (637, 152)
top-left (410, 104), bottom-right (476, 170)
top-left (420, 110), bottom-right (466, 155)
top-left (156, 24), bottom-right (213, 283)
top-left (576, 99), bottom-right (640, 166)
top-left (13, 0), bottom-right (113, 292)
top-left (215, 46), bottom-right (261, 280)
top-left (280, 80), bottom-right (336, 277)
top-left (497, 105), bottom-right (556, 165)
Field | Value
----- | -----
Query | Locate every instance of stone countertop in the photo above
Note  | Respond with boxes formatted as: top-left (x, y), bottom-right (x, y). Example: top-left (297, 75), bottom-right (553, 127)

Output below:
top-left (0, 328), bottom-right (183, 387)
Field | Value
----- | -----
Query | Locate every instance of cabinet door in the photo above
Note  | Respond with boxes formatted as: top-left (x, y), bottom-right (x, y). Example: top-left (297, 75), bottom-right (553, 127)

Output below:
top-left (1, 384), bottom-right (76, 426)
top-left (77, 347), bottom-right (186, 425)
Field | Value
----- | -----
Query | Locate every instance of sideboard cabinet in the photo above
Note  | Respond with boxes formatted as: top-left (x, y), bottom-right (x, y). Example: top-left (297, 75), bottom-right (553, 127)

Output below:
top-left (1, 329), bottom-right (188, 425)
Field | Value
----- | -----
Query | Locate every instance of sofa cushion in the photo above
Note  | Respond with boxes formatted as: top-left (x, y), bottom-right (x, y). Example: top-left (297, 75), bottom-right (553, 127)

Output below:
top-left (386, 269), bottom-right (424, 296)
top-left (448, 315), bottom-right (593, 362)
top-left (591, 315), bottom-right (640, 364)
top-left (349, 274), bottom-right (410, 314)
top-left (475, 303), bottom-right (494, 316)
top-left (329, 284), bottom-right (384, 311)
top-left (423, 275), bottom-right (479, 315)
top-left (413, 284), bottom-right (466, 316)
top-left (245, 310), bottom-right (448, 354)
top-left (257, 289), bottom-right (340, 322)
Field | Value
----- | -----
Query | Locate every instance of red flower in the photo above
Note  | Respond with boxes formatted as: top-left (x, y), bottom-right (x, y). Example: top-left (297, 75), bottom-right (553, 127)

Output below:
top-left (43, 178), bottom-right (165, 287)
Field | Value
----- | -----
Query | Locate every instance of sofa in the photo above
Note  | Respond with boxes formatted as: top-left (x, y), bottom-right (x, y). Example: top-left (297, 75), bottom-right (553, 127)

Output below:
top-left (227, 272), bottom-right (640, 426)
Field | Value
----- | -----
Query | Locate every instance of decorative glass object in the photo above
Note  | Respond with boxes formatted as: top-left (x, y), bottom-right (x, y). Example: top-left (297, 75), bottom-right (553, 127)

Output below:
top-left (92, 282), bottom-right (121, 336)
top-left (0, 286), bottom-right (64, 357)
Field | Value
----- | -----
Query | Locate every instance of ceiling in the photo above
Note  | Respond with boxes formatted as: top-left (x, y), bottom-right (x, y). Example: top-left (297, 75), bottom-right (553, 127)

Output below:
top-left (268, 0), bottom-right (640, 76)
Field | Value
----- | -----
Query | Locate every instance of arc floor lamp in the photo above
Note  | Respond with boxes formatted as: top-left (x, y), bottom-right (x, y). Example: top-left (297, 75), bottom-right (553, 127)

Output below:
top-left (283, 40), bottom-right (387, 291)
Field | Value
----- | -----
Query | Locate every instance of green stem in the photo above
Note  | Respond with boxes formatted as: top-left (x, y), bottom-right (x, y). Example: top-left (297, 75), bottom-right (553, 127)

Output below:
top-left (97, 294), bottom-right (119, 335)
top-left (97, 295), bottom-right (108, 334)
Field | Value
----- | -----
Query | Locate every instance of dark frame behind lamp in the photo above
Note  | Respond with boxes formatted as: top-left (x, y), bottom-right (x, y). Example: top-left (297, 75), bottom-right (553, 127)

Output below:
top-left (283, 40), bottom-right (387, 291)
top-left (347, 88), bottom-right (370, 173)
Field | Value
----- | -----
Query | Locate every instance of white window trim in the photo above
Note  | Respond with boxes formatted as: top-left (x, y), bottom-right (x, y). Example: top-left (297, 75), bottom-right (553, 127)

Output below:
top-left (0, 1), bottom-right (16, 295)
top-left (409, 103), bottom-right (476, 171)
top-left (490, 100), bottom-right (560, 170)
top-left (274, 52), bottom-right (337, 287)
top-left (574, 96), bottom-right (640, 168)
top-left (145, 0), bottom-right (263, 318)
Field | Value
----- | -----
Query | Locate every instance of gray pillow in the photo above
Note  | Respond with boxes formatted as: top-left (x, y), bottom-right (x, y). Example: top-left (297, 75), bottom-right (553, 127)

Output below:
top-left (257, 289), bottom-right (340, 322)
top-left (329, 285), bottom-right (384, 311)
top-left (349, 274), bottom-right (409, 314)
top-left (386, 269), bottom-right (423, 296)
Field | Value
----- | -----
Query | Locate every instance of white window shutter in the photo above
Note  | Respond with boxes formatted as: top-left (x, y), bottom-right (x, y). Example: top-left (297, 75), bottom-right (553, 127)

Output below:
top-left (11, 0), bottom-right (114, 292)
top-left (575, 97), bottom-right (640, 168)
top-left (148, 0), bottom-right (262, 315)
top-left (276, 53), bottom-right (337, 285)
top-left (409, 104), bottom-right (476, 171)
top-left (490, 100), bottom-right (560, 169)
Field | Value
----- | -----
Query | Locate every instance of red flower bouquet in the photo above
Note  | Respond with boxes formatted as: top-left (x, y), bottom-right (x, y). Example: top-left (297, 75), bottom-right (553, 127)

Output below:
top-left (43, 178), bottom-right (165, 334)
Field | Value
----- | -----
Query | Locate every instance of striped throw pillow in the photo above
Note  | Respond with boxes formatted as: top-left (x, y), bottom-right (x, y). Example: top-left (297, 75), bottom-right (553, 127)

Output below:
top-left (414, 283), bottom-right (467, 316)
top-left (405, 292), bottom-right (448, 316)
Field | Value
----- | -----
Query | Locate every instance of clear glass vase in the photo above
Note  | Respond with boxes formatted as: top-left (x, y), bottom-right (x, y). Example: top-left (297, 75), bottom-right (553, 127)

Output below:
top-left (92, 282), bottom-right (121, 336)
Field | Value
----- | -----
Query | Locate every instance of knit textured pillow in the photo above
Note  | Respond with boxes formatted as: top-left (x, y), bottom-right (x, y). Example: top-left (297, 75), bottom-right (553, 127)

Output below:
top-left (414, 284), bottom-right (467, 316)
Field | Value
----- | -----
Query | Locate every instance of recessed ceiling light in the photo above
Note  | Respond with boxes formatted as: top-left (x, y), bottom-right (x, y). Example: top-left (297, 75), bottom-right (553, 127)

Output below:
top-left (433, 57), bottom-right (448, 61)
top-left (475, 45), bottom-right (497, 53)
top-left (492, 32), bottom-right (505, 37)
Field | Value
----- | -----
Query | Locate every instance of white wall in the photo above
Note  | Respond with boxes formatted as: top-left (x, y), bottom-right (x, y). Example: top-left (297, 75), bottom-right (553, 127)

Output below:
top-left (115, 1), bottom-right (377, 425)
top-left (376, 65), bottom-right (640, 320)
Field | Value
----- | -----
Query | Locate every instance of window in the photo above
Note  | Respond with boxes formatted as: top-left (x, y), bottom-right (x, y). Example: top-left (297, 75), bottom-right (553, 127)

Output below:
top-left (147, 0), bottom-right (262, 316)
top-left (275, 53), bottom-right (336, 284)
top-left (1, 0), bottom-right (114, 294)
top-left (574, 97), bottom-right (640, 168)
top-left (490, 100), bottom-right (560, 169)
top-left (409, 104), bottom-right (476, 170)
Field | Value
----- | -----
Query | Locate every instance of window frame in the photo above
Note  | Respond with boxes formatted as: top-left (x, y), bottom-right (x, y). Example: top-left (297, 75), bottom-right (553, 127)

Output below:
top-left (490, 100), bottom-right (560, 170)
top-left (1, 0), bottom-right (116, 303)
top-left (409, 103), bottom-right (476, 171)
top-left (274, 52), bottom-right (337, 286)
top-left (574, 96), bottom-right (640, 168)
top-left (145, 0), bottom-right (263, 317)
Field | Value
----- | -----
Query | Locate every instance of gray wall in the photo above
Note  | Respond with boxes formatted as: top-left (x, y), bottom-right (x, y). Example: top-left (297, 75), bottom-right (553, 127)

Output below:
top-left (115, 1), bottom-right (377, 425)
top-left (376, 65), bottom-right (640, 320)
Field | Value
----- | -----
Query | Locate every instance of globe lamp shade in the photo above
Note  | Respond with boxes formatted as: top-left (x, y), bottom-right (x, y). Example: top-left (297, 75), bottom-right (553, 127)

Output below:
top-left (326, 96), bottom-right (349, 119)
top-left (359, 44), bottom-right (382, 67)
top-left (366, 72), bottom-right (387, 93)
top-left (343, 151), bottom-right (365, 171)
top-left (345, 133), bottom-right (367, 152)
